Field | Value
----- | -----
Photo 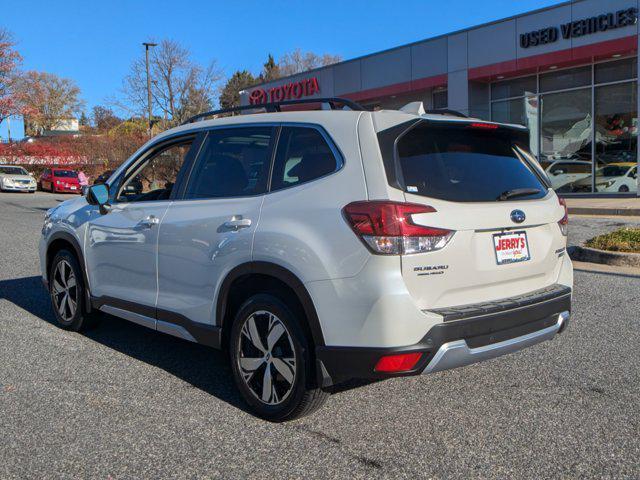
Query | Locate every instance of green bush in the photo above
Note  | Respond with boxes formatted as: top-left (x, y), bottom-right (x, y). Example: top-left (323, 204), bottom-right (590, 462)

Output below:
top-left (585, 228), bottom-right (640, 253)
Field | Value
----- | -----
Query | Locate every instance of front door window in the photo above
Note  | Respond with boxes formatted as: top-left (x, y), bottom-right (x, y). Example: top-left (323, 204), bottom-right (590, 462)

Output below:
top-left (117, 140), bottom-right (193, 203)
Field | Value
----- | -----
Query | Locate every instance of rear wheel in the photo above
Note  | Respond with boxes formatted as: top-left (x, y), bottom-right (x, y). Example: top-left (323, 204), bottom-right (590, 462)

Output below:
top-left (49, 250), bottom-right (99, 331)
top-left (619, 185), bottom-right (630, 193)
top-left (229, 294), bottom-right (328, 422)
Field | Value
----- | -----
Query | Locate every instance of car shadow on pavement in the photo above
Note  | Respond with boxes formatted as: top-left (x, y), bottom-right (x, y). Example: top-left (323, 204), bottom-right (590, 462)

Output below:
top-left (0, 275), bottom-right (248, 413)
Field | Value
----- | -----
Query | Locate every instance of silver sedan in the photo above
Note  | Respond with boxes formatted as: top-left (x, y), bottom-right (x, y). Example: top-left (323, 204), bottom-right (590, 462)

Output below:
top-left (0, 165), bottom-right (37, 193)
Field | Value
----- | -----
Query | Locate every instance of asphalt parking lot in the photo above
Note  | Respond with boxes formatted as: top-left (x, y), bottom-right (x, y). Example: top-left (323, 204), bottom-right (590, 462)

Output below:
top-left (1, 192), bottom-right (639, 479)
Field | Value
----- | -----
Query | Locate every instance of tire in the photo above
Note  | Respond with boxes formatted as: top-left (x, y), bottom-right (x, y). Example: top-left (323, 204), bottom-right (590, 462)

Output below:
top-left (48, 249), bottom-right (99, 331)
top-left (229, 293), bottom-right (328, 422)
top-left (619, 185), bottom-right (630, 193)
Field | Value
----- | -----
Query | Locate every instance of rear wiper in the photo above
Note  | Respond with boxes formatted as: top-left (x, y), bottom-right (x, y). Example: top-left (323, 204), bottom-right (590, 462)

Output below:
top-left (497, 188), bottom-right (541, 201)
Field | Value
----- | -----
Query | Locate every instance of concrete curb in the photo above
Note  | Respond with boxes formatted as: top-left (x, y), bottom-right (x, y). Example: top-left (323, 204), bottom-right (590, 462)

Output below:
top-left (568, 245), bottom-right (640, 268)
top-left (568, 207), bottom-right (640, 217)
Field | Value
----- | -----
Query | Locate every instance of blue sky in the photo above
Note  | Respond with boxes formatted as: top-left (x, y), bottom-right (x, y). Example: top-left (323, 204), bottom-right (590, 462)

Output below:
top-left (4, 0), bottom-right (560, 121)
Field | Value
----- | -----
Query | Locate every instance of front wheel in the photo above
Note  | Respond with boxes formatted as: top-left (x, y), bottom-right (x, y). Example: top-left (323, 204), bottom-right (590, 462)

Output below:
top-left (229, 294), bottom-right (328, 422)
top-left (619, 185), bottom-right (630, 193)
top-left (49, 249), bottom-right (99, 331)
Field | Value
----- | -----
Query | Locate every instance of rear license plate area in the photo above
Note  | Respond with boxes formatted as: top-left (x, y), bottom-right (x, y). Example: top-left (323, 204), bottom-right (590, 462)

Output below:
top-left (493, 231), bottom-right (530, 265)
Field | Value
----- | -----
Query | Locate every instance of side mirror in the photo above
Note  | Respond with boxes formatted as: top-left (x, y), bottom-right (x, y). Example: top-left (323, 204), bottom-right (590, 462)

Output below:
top-left (86, 184), bottom-right (111, 214)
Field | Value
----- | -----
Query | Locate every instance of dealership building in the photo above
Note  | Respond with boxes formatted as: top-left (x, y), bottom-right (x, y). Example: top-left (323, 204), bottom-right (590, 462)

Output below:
top-left (242, 0), bottom-right (640, 196)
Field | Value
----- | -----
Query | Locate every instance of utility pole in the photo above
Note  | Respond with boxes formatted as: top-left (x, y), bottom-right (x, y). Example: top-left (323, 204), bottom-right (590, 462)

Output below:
top-left (142, 42), bottom-right (158, 136)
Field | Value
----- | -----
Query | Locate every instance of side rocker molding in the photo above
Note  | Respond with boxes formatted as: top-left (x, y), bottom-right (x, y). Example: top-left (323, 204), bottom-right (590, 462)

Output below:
top-left (216, 262), bottom-right (326, 347)
top-left (91, 295), bottom-right (222, 348)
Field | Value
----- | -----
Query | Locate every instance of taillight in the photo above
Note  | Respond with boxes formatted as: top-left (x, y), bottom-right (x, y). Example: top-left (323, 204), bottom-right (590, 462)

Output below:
top-left (558, 197), bottom-right (568, 236)
top-left (374, 352), bottom-right (423, 373)
top-left (343, 201), bottom-right (454, 255)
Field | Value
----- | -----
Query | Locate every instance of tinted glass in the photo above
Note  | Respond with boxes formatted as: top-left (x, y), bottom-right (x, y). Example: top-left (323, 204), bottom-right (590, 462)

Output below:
top-left (186, 127), bottom-right (272, 199)
top-left (271, 127), bottom-right (339, 191)
top-left (599, 165), bottom-right (632, 177)
top-left (539, 66), bottom-right (591, 93)
top-left (491, 76), bottom-right (537, 100)
top-left (595, 58), bottom-right (637, 85)
top-left (0, 166), bottom-right (27, 175)
top-left (396, 122), bottom-right (547, 202)
top-left (55, 170), bottom-right (78, 178)
top-left (117, 140), bottom-right (192, 202)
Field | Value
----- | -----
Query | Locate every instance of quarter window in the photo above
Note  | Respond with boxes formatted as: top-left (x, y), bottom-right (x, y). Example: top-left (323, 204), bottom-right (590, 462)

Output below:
top-left (270, 127), bottom-right (340, 191)
top-left (185, 127), bottom-right (273, 199)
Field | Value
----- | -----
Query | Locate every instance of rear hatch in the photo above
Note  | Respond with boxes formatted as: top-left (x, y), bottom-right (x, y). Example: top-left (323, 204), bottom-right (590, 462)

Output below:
top-left (387, 119), bottom-right (567, 309)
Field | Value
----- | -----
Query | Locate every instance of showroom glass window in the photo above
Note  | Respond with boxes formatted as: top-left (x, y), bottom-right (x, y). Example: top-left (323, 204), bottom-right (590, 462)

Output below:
top-left (433, 89), bottom-right (448, 110)
top-left (490, 75), bottom-right (538, 155)
top-left (490, 57), bottom-right (638, 194)
top-left (594, 61), bottom-right (638, 194)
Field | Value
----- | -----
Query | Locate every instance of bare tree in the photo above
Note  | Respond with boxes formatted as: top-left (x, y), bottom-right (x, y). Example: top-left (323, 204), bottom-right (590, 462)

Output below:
top-left (120, 39), bottom-right (223, 127)
top-left (92, 105), bottom-right (121, 132)
top-left (17, 71), bottom-right (84, 135)
top-left (277, 48), bottom-right (342, 77)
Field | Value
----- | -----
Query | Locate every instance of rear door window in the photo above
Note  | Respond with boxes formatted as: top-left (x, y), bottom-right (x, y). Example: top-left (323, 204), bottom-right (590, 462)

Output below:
top-left (185, 127), bottom-right (274, 199)
top-left (270, 127), bottom-right (340, 191)
top-left (395, 122), bottom-right (548, 202)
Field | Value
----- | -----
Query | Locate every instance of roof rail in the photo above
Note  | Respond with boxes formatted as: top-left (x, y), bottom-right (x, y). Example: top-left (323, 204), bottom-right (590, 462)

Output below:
top-left (182, 97), bottom-right (366, 125)
top-left (423, 109), bottom-right (468, 118)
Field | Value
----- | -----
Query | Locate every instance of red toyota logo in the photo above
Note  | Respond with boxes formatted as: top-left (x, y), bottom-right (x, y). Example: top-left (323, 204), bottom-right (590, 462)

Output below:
top-left (249, 89), bottom-right (267, 105)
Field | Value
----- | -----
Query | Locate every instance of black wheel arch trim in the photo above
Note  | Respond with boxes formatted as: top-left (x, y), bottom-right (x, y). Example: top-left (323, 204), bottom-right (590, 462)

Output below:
top-left (46, 231), bottom-right (92, 313)
top-left (216, 261), bottom-right (326, 348)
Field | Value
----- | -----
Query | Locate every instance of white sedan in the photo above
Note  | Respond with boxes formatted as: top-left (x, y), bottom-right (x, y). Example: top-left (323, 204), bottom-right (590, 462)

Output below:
top-left (0, 165), bottom-right (37, 193)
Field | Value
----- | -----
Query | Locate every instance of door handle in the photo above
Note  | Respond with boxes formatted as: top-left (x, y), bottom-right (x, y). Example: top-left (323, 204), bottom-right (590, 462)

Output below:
top-left (137, 215), bottom-right (160, 229)
top-left (223, 216), bottom-right (252, 230)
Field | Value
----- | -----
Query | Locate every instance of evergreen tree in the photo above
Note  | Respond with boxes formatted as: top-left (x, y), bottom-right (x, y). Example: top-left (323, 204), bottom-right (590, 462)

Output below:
top-left (219, 70), bottom-right (257, 109)
top-left (260, 54), bottom-right (281, 82)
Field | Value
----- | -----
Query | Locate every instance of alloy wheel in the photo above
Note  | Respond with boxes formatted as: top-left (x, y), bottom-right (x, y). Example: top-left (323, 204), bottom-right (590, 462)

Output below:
top-left (51, 260), bottom-right (78, 322)
top-left (236, 310), bottom-right (296, 405)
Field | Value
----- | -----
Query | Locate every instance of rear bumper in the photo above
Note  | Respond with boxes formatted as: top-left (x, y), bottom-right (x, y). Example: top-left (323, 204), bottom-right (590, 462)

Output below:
top-left (315, 284), bottom-right (572, 386)
top-left (424, 311), bottom-right (568, 374)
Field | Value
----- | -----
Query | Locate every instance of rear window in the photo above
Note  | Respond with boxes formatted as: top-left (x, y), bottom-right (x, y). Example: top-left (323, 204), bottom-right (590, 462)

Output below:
top-left (395, 122), bottom-right (548, 202)
top-left (54, 170), bottom-right (78, 178)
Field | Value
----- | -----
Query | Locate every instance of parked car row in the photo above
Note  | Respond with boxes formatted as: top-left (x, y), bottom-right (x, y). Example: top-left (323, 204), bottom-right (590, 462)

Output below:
top-left (0, 166), bottom-right (118, 194)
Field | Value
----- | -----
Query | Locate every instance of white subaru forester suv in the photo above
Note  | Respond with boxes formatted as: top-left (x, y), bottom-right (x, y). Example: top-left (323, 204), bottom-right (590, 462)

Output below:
top-left (40, 98), bottom-right (573, 421)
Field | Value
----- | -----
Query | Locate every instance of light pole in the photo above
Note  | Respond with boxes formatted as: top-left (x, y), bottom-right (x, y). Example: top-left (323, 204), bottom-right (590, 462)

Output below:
top-left (142, 42), bottom-right (157, 135)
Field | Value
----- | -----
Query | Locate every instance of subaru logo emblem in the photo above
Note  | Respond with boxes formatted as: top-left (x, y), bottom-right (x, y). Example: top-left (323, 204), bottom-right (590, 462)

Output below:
top-left (511, 210), bottom-right (526, 224)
